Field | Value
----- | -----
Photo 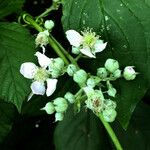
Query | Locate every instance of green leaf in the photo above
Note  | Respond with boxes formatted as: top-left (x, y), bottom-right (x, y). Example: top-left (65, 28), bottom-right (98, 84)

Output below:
top-left (0, 0), bottom-right (24, 19)
top-left (0, 22), bottom-right (35, 112)
top-left (54, 107), bottom-right (112, 150)
top-left (113, 102), bottom-right (150, 150)
top-left (62, 0), bottom-right (150, 128)
top-left (0, 101), bottom-right (18, 143)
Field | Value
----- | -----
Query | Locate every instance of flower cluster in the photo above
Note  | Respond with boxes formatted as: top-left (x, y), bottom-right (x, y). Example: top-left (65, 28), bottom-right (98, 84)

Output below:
top-left (41, 92), bottom-right (75, 121)
top-left (66, 28), bottom-right (107, 58)
top-left (20, 26), bottom-right (137, 123)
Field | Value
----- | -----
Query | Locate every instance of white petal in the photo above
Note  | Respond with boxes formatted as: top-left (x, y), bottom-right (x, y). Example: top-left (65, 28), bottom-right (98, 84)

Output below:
top-left (94, 40), bottom-right (107, 53)
top-left (80, 47), bottom-right (96, 58)
top-left (46, 79), bottom-right (58, 96)
top-left (66, 30), bottom-right (83, 47)
top-left (31, 81), bottom-right (45, 95)
top-left (20, 62), bottom-right (38, 79)
top-left (35, 52), bottom-right (52, 68)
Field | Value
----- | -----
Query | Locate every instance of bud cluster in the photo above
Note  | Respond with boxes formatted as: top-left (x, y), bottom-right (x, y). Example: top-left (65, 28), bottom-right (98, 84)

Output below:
top-left (41, 91), bottom-right (76, 121)
top-left (64, 58), bottom-right (137, 122)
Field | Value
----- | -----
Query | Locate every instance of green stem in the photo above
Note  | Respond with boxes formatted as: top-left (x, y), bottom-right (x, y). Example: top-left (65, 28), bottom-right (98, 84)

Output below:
top-left (99, 114), bottom-right (123, 150)
top-left (22, 14), bottom-right (69, 65)
top-left (37, 6), bottom-right (55, 19)
top-left (36, 2), bottom-right (60, 19)
top-left (75, 88), bottom-right (83, 98)
top-left (23, 14), bottom-right (43, 32)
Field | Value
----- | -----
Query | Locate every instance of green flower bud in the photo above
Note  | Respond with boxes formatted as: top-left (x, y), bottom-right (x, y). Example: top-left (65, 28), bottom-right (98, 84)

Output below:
top-left (73, 69), bottom-right (87, 86)
top-left (106, 81), bottom-right (116, 97)
top-left (112, 69), bottom-right (121, 79)
top-left (72, 46), bottom-right (80, 55)
top-left (67, 64), bottom-right (78, 76)
top-left (41, 102), bottom-right (55, 114)
top-left (123, 66), bottom-right (136, 80)
top-left (64, 92), bottom-right (75, 103)
top-left (53, 97), bottom-right (68, 112)
top-left (107, 87), bottom-right (117, 97)
top-left (44, 20), bottom-right (55, 30)
top-left (55, 112), bottom-right (64, 122)
top-left (87, 76), bottom-right (100, 88)
top-left (102, 109), bottom-right (117, 122)
top-left (49, 58), bottom-right (65, 77)
top-left (51, 69), bottom-right (60, 78)
top-left (105, 58), bottom-right (119, 73)
top-left (104, 99), bottom-right (117, 109)
top-left (54, 58), bottom-right (65, 70)
top-left (97, 67), bottom-right (108, 79)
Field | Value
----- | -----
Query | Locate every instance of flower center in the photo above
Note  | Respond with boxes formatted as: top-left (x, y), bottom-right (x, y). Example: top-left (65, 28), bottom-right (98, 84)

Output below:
top-left (92, 98), bottom-right (103, 113)
top-left (34, 68), bottom-right (49, 81)
top-left (82, 28), bottom-right (99, 48)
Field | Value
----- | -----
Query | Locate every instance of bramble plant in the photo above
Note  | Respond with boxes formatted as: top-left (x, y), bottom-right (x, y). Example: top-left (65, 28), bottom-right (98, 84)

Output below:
top-left (0, 0), bottom-right (150, 150)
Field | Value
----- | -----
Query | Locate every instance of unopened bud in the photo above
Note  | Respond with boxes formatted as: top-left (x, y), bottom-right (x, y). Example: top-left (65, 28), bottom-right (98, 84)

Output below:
top-left (53, 97), bottom-right (68, 112)
top-left (87, 76), bottom-right (100, 88)
top-left (44, 20), bottom-right (55, 30)
top-left (55, 112), bottom-right (64, 122)
top-left (64, 92), bottom-right (75, 103)
top-left (105, 58), bottom-right (119, 73)
top-left (123, 66), bottom-right (136, 80)
top-left (102, 109), bottom-right (117, 122)
top-left (97, 67), bottom-right (108, 79)
top-left (41, 102), bottom-right (55, 114)
top-left (67, 64), bottom-right (77, 76)
top-left (72, 46), bottom-right (80, 54)
top-left (104, 99), bottom-right (117, 109)
top-left (73, 69), bottom-right (87, 86)
top-left (112, 69), bottom-right (121, 79)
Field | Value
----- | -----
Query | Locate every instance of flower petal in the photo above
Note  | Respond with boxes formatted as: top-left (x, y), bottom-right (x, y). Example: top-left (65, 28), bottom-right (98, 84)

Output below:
top-left (66, 30), bottom-right (83, 47)
top-left (35, 52), bottom-right (53, 68)
top-left (80, 47), bottom-right (96, 58)
top-left (46, 79), bottom-right (58, 96)
top-left (94, 40), bottom-right (107, 53)
top-left (20, 62), bottom-right (38, 79)
top-left (31, 81), bottom-right (45, 95)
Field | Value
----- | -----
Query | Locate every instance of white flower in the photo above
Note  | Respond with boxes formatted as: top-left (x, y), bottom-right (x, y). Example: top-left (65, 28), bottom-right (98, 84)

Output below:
top-left (66, 29), bottom-right (107, 58)
top-left (20, 52), bottom-right (57, 96)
